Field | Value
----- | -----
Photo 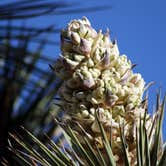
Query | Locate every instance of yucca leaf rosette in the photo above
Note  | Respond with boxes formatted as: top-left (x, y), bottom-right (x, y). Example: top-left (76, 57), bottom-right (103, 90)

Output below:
top-left (54, 17), bottom-right (153, 165)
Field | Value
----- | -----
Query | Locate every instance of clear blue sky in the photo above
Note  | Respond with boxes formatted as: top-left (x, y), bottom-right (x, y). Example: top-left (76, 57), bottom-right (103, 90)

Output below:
top-left (3, 0), bottom-right (166, 139)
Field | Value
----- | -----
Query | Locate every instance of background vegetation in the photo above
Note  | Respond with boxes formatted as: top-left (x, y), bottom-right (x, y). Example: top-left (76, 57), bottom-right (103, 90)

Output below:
top-left (0, 0), bottom-right (110, 164)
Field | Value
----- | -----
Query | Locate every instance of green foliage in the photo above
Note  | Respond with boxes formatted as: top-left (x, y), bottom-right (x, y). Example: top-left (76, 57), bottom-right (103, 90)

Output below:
top-left (8, 94), bottom-right (166, 166)
top-left (0, 0), bottom-right (111, 163)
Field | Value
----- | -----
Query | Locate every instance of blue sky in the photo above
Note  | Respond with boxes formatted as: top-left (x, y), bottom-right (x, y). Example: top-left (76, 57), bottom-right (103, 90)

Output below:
top-left (3, 0), bottom-right (166, 138)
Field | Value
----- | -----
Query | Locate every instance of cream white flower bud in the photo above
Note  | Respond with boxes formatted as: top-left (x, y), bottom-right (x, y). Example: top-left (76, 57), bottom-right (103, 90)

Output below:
top-left (68, 20), bottom-right (80, 31)
top-left (87, 58), bottom-right (94, 67)
top-left (79, 24), bottom-right (88, 37)
top-left (76, 113), bottom-right (82, 119)
top-left (90, 97), bottom-right (98, 104)
top-left (82, 16), bottom-right (91, 26)
top-left (74, 54), bottom-right (85, 62)
top-left (61, 38), bottom-right (73, 52)
top-left (82, 110), bottom-right (89, 118)
top-left (79, 104), bottom-right (87, 110)
top-left (79, 38), bottom-right (92, 55)
top-left (71, 32), bottom-right (81, 44)
top-left (99, 50), bottom-right (110, 68)
top-left (64, 58), bottom-right (79, 69)
top-left (89, 114), bottom-right (95, 122)
top-left (91, 120), bottom-right (100, 133)
top-left (93, 52), bottom-right (101, 64)
top-left (90, 108), bottom-right (95, 115)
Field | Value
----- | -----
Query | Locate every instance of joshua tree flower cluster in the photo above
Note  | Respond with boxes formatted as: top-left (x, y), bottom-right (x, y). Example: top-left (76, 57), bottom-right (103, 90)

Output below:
top-left (54, 17), bottom-right (152, 165)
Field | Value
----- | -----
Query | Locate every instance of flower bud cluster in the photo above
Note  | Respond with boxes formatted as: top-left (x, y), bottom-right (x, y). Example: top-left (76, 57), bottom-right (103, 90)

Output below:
top-left (54, 17), bottom-right (149, 165)
top-left (55, 17), bottom-right (145, 119)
